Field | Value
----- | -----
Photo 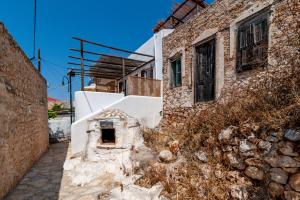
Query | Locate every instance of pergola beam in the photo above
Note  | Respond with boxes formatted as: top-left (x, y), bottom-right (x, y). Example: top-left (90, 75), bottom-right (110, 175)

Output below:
top-left (69, 56), bottom-right (137, 68)
top-left (73, 37), bottom-right (154, 58)
top-left (153, 0), bottom-right (206, 32)
top-left (73, 72), bottom-right (120, 79)
top-left (69, 67), bottom-right (132, 73)
top-left (69, 56), bottom-right (138, 68)
top-left (70, 48), bottom-right (146, 63)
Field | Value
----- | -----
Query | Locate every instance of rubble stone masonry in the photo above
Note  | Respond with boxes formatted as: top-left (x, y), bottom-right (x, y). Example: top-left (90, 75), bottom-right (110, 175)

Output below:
top-left (0, 23), bottom-right (48, 198)
top-left (162, 0), bottom-right (299, 126)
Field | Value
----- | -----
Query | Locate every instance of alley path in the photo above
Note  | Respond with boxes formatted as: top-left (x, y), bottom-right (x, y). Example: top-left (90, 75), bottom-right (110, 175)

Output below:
top-left (5, 143), bottom-right (69, 200)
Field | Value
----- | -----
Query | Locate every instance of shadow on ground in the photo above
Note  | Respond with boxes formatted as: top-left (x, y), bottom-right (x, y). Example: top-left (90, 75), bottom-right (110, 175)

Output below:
top-left (4, 143), bottom-right (69, 200)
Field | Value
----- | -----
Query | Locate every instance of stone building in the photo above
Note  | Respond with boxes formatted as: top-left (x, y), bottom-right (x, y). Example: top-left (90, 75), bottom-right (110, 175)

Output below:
top-left (160, 0), bottom-right (299, 122)
top-left (0, 23), bottom-right (48, 198)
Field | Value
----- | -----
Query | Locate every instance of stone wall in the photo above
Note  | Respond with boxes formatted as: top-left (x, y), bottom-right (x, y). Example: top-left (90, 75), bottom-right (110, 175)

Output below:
top-left (0, 23), bottom-right (48, 198)
top-left (161, 0), bottom-right (299, 126)
top-left (217, 125), bottom-right (300, 199)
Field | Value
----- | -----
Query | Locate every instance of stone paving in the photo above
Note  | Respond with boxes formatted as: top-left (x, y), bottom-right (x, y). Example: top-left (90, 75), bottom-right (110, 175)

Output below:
top-left (5, 143), bottom-right (69, 200)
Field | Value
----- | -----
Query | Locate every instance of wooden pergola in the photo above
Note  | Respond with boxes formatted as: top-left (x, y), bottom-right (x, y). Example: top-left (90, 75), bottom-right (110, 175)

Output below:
top-left (68, 37), bottom-right (154, 90)
top-left (153, 0), bottom-right (207, 33)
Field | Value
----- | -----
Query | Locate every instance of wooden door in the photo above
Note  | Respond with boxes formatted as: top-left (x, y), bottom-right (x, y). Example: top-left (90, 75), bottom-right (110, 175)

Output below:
top-left (195, 39), bottom-right (216, 102)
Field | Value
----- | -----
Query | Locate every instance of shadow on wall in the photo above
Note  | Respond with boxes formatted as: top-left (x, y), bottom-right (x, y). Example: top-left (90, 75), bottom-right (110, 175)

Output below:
top-left (49, 117), bottom-right (71, 143)
top-left (4, 143), bottom-right (69, 200)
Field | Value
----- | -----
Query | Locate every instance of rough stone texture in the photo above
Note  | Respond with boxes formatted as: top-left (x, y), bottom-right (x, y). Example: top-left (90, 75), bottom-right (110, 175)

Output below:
top-left (270, 168), bottom-right (289, 184)
top-left (269, 182), bottom-right (284, 198)
top-left (284, 191), bottom-right (300, 200)
top-left (0, 23), bottom-right (48, 199)
top-left (289, 173), bottom-right (300, 192)
top-left (159, 150), bottom-right (173, 162)
top-left (244, 166), bottom-right (264, 180)
top-left (160, 0), bottom-right (299, 131)
top-left (195, 150), bottom-right (208, 163)
top-left (285, 129), bottom-right (300, 142)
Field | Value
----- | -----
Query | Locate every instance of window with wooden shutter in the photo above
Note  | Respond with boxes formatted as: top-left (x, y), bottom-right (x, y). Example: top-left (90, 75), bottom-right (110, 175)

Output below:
top-left (170, 57), bottom-right (182, 88)
top-left (236, 12), bottom-right (269, 72)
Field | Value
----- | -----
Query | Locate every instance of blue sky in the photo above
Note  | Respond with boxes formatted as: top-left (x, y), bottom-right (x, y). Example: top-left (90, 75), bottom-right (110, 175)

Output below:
top-left (0, 0), bottom-right (212, 100)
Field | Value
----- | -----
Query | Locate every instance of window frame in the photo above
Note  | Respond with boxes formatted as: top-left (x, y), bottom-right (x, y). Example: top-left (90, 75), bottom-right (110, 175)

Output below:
top-left (170, 56), bottom-right (182, 88)
top-left (236, 11), bottom-right (269, 72)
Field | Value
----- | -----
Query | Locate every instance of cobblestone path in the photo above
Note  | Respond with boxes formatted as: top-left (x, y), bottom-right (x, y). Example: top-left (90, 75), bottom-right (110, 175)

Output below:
top-left (5, 143), bottom-right (69, 200)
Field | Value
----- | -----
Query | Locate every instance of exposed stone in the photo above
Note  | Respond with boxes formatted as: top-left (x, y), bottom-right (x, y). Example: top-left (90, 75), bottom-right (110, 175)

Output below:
top-left (269, 182), bottom-right (284, 198)
top-left (239, 140), bottom-right (256, 153)
top-left (230, 185), bottom-right (248, 200)
top-left (284, 191), bottom-right (300, 200)
top-left (195, 150), bottom-right (208, 163)
top-left (0, 23), bottom-right (48, 199)
top-left (158, 150), bottom-right (173, 163)
top-left (244, 166), bottom-right (264, 180)
top-left (289, 173), bottom-right (300, 192)
top-left (270, 168), bottom-right (289, 184)
top-left (285, 129), bottom-right (300, 142)
top-left (245, 158), bottom-right (263, 167)
top-left (266, 136), bottom-right (279, 143)
top-left (226, 152), bottom-right (245, 170)
top-left (270, 131), bottom-right (284, 140)
top-left (258, 140), bottom-right (272, 152)
top-left (239, 150), bottom-right (256, 158)
top-left (218, 126), bottom-right (238, 143)
top-left (264, 156), bottom-right (300, 168)
top-left (279, 141), bottom-right (299, 157)
top-left (282, 167), bottom-right (299, 174)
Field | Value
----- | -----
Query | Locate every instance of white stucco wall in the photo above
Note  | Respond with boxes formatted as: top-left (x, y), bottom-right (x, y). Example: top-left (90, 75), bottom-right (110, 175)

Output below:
top-left (74, 91), bottom-right (124, 121)
top-left (48, 116), bottom-right (71, 139)
top-left (128, 29), bottom-right (173, 80)
top-left (154, 29), bottom-right (174, 80)
top-left (71, 96), bottom-right (162, 155)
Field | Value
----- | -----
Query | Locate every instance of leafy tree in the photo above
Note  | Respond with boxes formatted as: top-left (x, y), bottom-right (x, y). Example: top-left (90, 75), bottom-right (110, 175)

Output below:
top-left (48, 109), bottom-right (57, 119)
top-left (52, 103), bottom-right (63, 112)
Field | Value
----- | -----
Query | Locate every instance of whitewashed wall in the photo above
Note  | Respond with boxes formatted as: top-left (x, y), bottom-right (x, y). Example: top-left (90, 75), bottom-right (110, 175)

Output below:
top-left (48, 116), bottom-right (71, 140)
top-left (71, 96), bottom-right (162, 155)
top-left (74, 91), bottom-right (124, 121)
top-left (128, 29), bottom-right (173, 80)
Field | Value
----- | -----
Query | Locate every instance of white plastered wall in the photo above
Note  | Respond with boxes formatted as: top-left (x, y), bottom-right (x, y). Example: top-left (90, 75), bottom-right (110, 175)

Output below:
top-left (128, 29), bottom-right (173, 80)
top-left (71, 96), bottom-right (162, 155)
top-left (74, 91), bottom-right (124, 121)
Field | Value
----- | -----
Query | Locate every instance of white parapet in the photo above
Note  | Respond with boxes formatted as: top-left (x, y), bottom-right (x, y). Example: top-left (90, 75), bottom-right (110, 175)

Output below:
top-left (74, 91), bottom-right (124, 121)
top-left (71, 95), bottom-right (163, 155)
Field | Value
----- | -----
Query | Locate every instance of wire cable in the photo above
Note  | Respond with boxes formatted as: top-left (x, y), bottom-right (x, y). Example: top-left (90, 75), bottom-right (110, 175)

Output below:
top-left (33, 0), bottom-right (37, 57)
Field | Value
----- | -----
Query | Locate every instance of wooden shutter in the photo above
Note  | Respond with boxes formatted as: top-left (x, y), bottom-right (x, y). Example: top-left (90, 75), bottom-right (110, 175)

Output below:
top-left (236, 12), bottom-right (268, 72)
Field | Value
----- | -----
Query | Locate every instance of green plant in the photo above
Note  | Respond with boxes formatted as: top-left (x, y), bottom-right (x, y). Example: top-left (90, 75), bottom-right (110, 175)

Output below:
top-left (48, 109), bottom-right (57, 119)
top-left (52, 103), bottom-right (63, 112)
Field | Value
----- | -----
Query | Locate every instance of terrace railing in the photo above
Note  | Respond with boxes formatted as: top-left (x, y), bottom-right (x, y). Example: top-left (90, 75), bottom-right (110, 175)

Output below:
top-left (127, 76), bottom-right (161, 97)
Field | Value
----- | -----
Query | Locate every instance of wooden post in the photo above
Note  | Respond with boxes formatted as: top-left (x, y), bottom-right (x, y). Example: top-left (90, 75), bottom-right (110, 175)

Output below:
top-left (38, 49), bottom-right (41, 72)
top-left (80, 41), bottom-right (85, 91)
top-left (122, 58), bottom-right (125, 94)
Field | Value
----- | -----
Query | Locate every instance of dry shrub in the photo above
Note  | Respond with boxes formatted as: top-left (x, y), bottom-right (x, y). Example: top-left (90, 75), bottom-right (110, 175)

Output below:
top-left (140, 66), bottom-right (300, 200)
top-left (140, 1), bottom-right (300, 199)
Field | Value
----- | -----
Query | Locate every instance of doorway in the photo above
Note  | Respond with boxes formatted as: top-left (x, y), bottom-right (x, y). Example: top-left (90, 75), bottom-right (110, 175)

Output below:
top-left (195, 39), bottom-right (216, 102)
